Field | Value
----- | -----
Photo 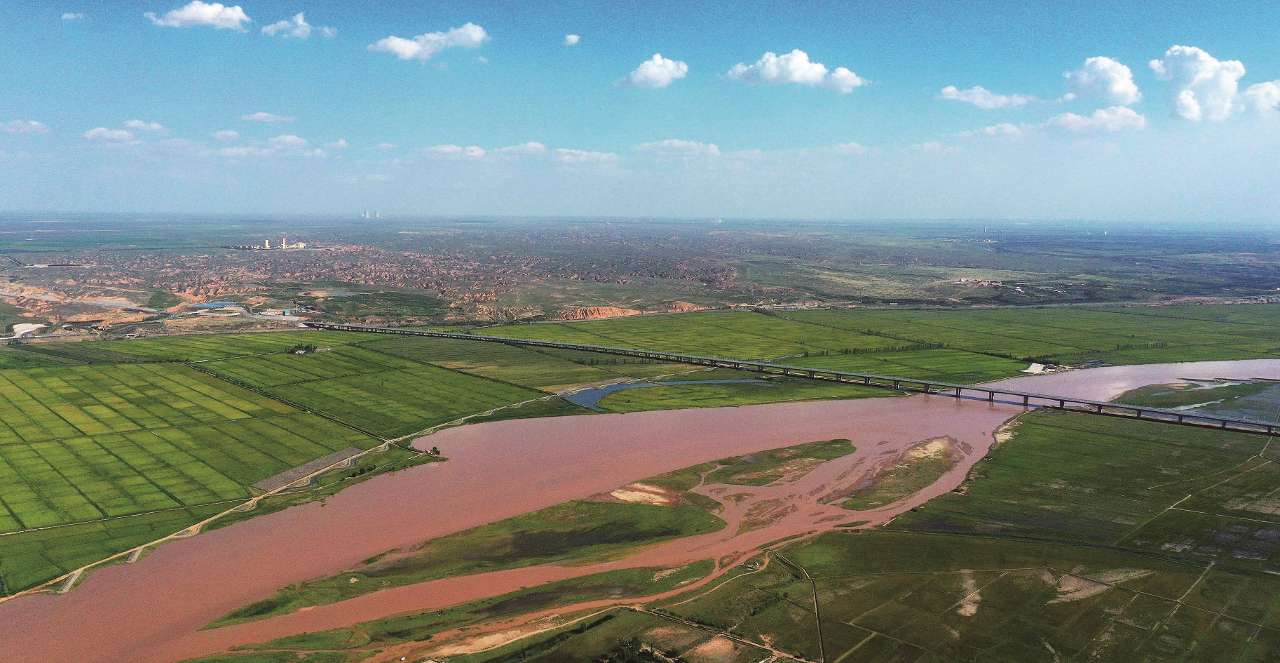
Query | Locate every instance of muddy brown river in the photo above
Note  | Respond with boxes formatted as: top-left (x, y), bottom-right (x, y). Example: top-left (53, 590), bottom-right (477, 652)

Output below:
top-left (3, 359), bottom-right (1279, 662)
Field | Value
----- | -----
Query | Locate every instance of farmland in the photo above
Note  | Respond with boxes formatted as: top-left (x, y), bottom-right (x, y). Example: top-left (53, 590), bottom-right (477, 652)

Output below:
top-left (0, 362), bottom-right (378, 593)
top-left (474, 303), bottom-right (1280, 383)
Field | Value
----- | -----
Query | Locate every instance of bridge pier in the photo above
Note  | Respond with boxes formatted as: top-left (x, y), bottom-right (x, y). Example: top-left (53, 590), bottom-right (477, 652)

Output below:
top-left (305, 322), bottom-right (1276, 437)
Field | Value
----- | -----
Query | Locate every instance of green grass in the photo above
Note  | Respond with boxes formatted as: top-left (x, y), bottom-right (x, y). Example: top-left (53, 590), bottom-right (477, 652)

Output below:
top-left (27, 330), bottom-right (370, 363)
top-left (596, 377), bottom-right (886, 413)
top-left (0, 345), bottom-right (74, 369)
top-left (840, 439), bottom-right (957, 510)
top-left (210, 499), bottom-right (724, 627)
top-left (703, 438), bottom-right (854, 486)
top-left (218, 561), bottom-right (714, 659)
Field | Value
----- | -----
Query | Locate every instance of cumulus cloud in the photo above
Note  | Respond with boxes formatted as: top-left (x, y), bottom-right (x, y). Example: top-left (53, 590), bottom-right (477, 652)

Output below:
top-left (262, 12), bottom-right (335, 39)
top-left (61, 12), bottom-right (85, 21)
top-left (368, 22), bottom-right (488, 61)
top-left (83, 127), bottom-right (135, 142)
top-left (1149, 45), bottom-right (1245, 122)
top-left (727, 49), bottom-right (866, 94)
top-left (213, 129), bottom-right (239, 141)
top-left (268, 134), bottom-right (307, 148)
top-left (1046, 106), bottom-right (1146, 132)
top-left (1244, 81), bottom-right (1280, 114)
top-left (637, 139), bottom-right (720, 157)
top-left (938, 85), bottom-right (1034, 109)
top-left (564, 34), bottom-right (580, 46)
top-left (494, 142), bottom-right (548, 155)
top-left (553, 148), bottom-right (618, 164)
top-left (145, 1), bottom-right (250, 30)
top-left (241, 111), bottom-right (294, 123)
top-left (2, 120), bottom-right (49, 134)
top-left (123, 119), bottom-right (166, 133)
top-left (426, 144), bottom-right (487, 158)
top-left (1062, 56), bottom-right (1141, 105)
top-left (628, 53), bottom-right (688, 88)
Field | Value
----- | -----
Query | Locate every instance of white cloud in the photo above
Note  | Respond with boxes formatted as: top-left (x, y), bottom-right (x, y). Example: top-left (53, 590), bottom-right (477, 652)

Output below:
top-left (213, 129), bottom-right (239, 141)
top-left (494, 141), bottom-right (548, 155)
top-left (564, 34), bottom-right (580, 46)
top-left (1047, 106), bottom-right (1146, 132)
top-left (1244, 81), bottom-right (1280, 114)
top-left (144, 1), bottom-right (250, 30)
top-left (1063, 56), bottom-right (1141, 105)
top-left (426, 144), bottom-right (487, 158)
top-left (368, 22), bottom-right (488, 61)
top-left (123, 119), bottom-right (166, 133)
top-left (939, 85), bottom-right (1033, 109)
top-left (61, 12), bottom-right (85, 21)
top-left (637, 139), bottom-right (720, 157)
top-left (909, 141), bottom-right (952, 154)
top-left (327, 138), bottom-right (350, 149)
top-left (374, 142), bottom-right (398, 151)
top-left (553, 148), bottom-right (618, 164)
top-left (960, 122), bottom-right (1026, 138)
top-left (831, 142), bottom-right (869, 155)
top-left (268, 134), bottom-right (307, 148)
top-left (83, 127), bottom-right (135, 142)
top-left (727, 49), bottom-right (866, 94)
top-left (216, 145), bottom-right (272, 158)
top-left (1149, 45), bottom-right (1245, 122)
top-left (262, 12), bottom-right (334, 39)
top-left (241, 111), bottom-right (294, 123)
top-left (628, 53), bottom-right (688, 88)
top-left (2, 120), bottom-right (49, 134)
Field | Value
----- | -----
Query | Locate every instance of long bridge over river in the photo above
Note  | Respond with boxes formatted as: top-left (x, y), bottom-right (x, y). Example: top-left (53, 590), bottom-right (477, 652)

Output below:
top-left (305, 322), bottom-right (1279, 436)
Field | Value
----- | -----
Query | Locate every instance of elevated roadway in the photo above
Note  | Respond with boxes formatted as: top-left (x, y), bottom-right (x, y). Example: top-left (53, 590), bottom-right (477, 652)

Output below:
top-left (304, 322), bottom-right (1278, 436)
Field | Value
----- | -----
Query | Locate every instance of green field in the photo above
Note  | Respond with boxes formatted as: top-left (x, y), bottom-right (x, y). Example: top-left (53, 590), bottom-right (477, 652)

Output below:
top-left (483, 303), bottom-right (1280, 377)
top-left (21, 331), bottom-right (371, 364)
top-left (0, 362), bottom-right (379, 593)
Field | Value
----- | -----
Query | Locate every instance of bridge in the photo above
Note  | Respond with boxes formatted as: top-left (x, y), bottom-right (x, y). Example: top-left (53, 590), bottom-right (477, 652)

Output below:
top-left (305, 322), bottom-right (1279, 436)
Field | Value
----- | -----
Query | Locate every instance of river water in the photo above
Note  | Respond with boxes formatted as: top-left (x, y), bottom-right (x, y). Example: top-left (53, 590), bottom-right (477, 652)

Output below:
top-left (3, 359), bottom-right (1280, 662)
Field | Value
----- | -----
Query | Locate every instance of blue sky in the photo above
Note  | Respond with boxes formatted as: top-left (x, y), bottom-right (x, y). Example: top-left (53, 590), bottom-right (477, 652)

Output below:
top-left (1, 1), bottom-right (1279, 221)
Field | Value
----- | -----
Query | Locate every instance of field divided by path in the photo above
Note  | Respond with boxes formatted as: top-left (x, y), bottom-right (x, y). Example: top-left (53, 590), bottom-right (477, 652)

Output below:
top-left (0, 362), bottom-right (380, 592)
top-left (480, 304), bottom-right (1280, 380)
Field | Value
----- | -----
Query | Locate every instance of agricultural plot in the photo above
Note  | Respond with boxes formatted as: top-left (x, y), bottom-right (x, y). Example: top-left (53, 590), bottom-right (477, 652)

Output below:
top-left (356, 336), bottom-right (678, 391)
top-left (0, 362), bottom-right (377, 594)
top-left (26, 330), bottom-right (368, 364)
top-left (896, 411), bottom-right (1271, 547)
top-left (0, 346), bottom-right (73, 370)
top-left (486, 310), bottom-right (927, 360)
top-left (595, 377), bottom-right (883, 413)
top-left (252, 362), bottom-right (542, 438)
top-left (782, 304), bottom-right (1280, 365)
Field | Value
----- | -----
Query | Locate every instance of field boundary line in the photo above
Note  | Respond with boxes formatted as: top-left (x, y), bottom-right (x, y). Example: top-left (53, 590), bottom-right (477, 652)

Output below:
top-left (181, 361), bottom-right (390, 444)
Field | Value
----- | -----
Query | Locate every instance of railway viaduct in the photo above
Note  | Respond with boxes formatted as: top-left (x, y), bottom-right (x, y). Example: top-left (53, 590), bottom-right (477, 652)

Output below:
top-left (304, 322), bottom-right (1279, 436)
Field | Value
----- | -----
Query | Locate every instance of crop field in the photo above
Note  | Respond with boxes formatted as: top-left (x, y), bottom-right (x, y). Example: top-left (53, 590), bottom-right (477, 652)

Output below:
top-left (485, 310), bottom-right (932, 359)
top-left (0, 346), bottom-right (72, 370)
top-left (0, 362), bottom-right (378, 593)
top-left (25, 331), bottom-right (369, 364)
top-left (781, 304), bottom-right (1280, 365)
top-left (595, 377), bottom-right (884, 413)
top-left (356, 336), bottom-right (679, 391)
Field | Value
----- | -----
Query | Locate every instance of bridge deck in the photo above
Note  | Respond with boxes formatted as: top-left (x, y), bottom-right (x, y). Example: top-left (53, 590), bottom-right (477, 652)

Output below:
top-left (305, 322), bottom-right (1278, 436)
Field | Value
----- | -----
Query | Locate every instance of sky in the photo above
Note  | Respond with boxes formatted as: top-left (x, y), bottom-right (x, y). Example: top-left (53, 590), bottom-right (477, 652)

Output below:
top-left (1, 0), bottom-right (1279, 222)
